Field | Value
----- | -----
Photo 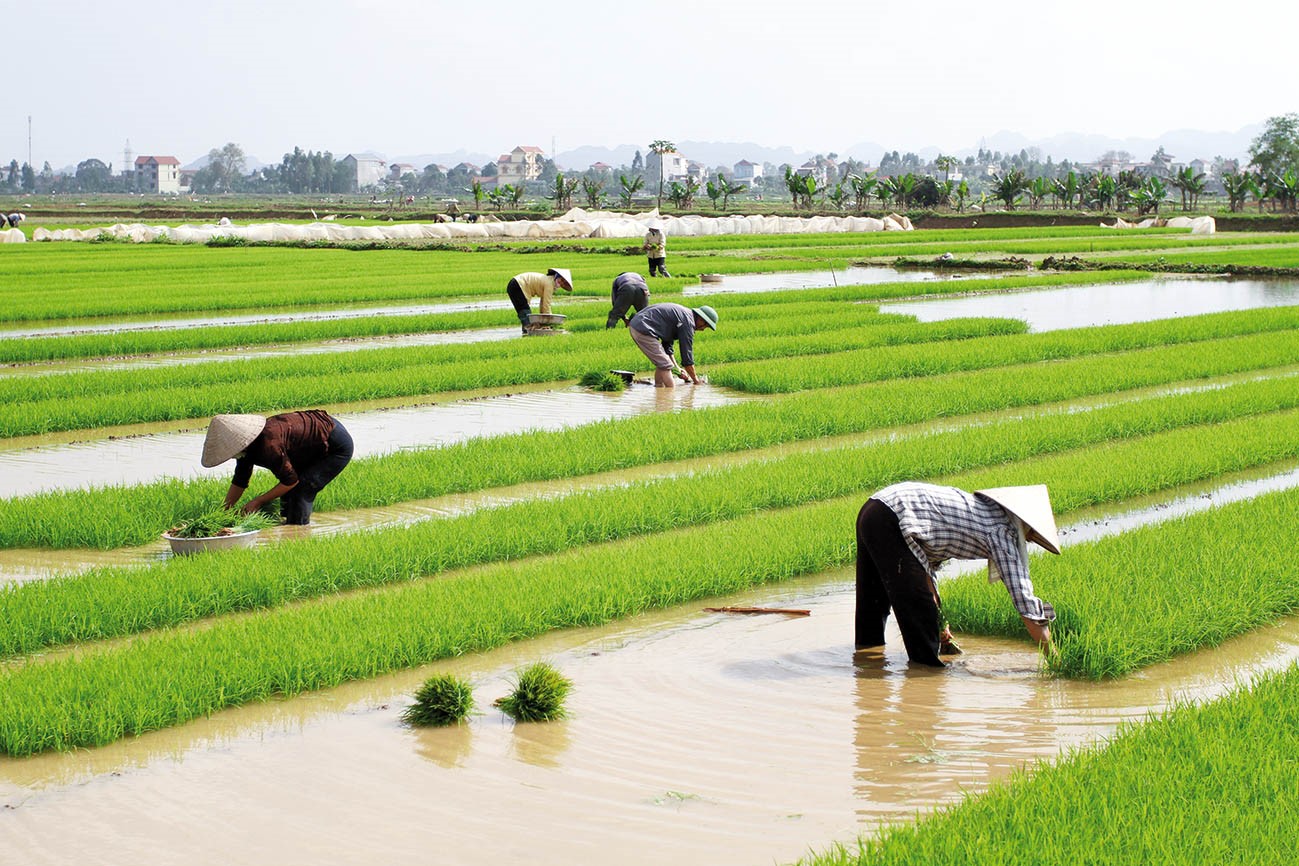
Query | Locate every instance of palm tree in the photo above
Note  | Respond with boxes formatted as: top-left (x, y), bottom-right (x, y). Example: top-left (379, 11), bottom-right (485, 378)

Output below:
top-left (618, 173), bottom-right (644, 209)
top-left (648, 139), bottom-right (676, 210)
top-left (934, 155), bottom-right (957, 183)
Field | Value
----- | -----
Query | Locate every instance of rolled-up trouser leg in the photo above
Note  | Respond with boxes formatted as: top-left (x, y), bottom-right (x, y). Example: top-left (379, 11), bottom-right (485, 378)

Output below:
top-left (856, 498), bottom-right (944, 666)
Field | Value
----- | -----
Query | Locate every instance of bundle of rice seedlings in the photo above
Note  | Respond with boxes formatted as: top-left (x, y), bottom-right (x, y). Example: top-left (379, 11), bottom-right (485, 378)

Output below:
top-left (165, 507), bottom-right (277, 538)
top-left (401, 673), bottom-right (475, 727)
top-left (578, 370), bottom-right (627, 392)
top-left (494, 662), bottom-right (572, 722)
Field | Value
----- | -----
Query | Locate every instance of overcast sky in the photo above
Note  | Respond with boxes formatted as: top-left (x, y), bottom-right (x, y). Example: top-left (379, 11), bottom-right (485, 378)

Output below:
top-left (4, 0), bottom-right (1290, 171)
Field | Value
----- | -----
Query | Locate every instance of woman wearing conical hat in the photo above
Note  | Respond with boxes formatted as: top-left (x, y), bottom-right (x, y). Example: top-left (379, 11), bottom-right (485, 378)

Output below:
top-left (201, 409), bottom-right (353, 526)
top-left (855, 482), bottom-right (1060, 666)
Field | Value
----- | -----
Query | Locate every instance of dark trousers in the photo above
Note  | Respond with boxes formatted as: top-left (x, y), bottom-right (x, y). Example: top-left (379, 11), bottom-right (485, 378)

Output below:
top-left (855, 498), bottom-right (944, 666)
top-left (606, 285), bottom-right (650, 328)
top-left (281, 419), bottom-right (354, 525)
top-left (506, 279), bottom-right (531, 332)
top-left (647, 257), bottom-right (670, 277)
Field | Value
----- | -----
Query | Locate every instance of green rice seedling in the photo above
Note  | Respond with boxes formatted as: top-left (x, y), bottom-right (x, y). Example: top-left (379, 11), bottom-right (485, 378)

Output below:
top-left (401, 673), bottom-right (476, 727)
top-left (165, 507), bottom-right (276, 538)
top-left (579, 370), bottom-right (627, 391)
top-left (4, 374), bottom-right (1299, 660)
top-left (493, 662), bottom-right (572, 722)
top-left (6, 457), bottom-right (1299, 753)
top-left (6, 320), bottom-right (1299, 551)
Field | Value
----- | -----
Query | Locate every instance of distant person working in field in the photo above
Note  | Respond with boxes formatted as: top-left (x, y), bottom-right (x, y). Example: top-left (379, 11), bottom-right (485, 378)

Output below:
top-left (606, 271), bottom-right (651, 328)
top-left (201, 410), bottom-right (354, 526)
top-left (506, 268), bottom-right (573, 334)
top-left (628, 302), bottom-right (717, 387)
top-left (855, 482), bottom-right (1060, 666)
top-left (642, 225), bottom-right (670, 277)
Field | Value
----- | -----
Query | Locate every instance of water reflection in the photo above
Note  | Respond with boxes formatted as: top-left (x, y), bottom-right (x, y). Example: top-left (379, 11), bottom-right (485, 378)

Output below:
top-left (682, 266), bottom-right (989, 295)
top-left (0, 384), bottom-right (745, 497)
top-left (880, 276), bottom-right (1299, 332)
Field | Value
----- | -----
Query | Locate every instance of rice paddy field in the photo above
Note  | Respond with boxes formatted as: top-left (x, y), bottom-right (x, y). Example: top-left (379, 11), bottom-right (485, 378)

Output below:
top-left (4, 221), bottom-right (1299, 864)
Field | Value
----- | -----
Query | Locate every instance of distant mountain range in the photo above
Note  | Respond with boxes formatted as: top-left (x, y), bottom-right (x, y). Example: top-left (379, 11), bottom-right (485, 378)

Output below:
top-left (159, 125), bottom-right (1260, 179)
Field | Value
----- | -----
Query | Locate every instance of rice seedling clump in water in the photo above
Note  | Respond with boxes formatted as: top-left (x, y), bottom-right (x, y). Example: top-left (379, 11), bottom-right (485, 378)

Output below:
top-left (579, 370), bottom-right (627, 392)
top-left (402, 673), bottom-right (476, 727)
top-left (494, 662), bottom-right (572, 722)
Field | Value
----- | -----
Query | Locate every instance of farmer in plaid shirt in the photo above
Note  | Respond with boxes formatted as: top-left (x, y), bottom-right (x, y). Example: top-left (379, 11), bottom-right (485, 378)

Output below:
top-left (855, 482), bottom-right (1061, 666)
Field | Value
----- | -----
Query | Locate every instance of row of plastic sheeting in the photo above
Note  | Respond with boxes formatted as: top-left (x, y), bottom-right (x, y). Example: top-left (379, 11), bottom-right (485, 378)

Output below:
top-left (30, 207), bottom-right (914, 244)
top-left (1103, 215), bottom-right (1216, 234)
top-left (0, 228), bottom-right (25, 243)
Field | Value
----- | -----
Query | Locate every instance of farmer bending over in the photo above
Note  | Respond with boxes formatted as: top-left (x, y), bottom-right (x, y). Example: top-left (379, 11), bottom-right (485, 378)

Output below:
top-left (855, 482), bottom-right (1059, 666)
top-left (201, 410), bottom-right (354, 526)
top-left (628, 302), bottom-right (717, 387)
top-left (507, 268), bottom-right (573, 334)
top-left (606, 271), bottom-right (651, 328)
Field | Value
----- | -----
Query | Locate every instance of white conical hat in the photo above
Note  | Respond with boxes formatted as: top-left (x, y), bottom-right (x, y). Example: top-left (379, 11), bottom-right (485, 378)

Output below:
top-left (549, 267), bottom-right (573, 289)
top-left (201, 414), bottom-right (266, 467)
top-left (975, 485), bottom-right (1061, 554)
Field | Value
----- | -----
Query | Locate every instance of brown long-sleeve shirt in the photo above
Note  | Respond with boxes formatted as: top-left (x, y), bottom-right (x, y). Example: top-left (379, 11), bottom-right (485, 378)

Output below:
top-left (232, 410), bottom-right (335, 488)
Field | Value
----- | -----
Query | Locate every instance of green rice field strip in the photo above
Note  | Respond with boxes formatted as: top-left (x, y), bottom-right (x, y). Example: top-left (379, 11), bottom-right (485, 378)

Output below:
top-left (8, 301), bottom-right (1299, 437)
top-left (3, 422), bottom-right (1299, 755)
top-left (798, 654), bottom-right (1299, 865)
top-left (6, 324), bottom-right (1299, 551)
top-left (3, 375), bottom-right (1296, 661)
top-left (0, 317), bottom-right (1021, 437)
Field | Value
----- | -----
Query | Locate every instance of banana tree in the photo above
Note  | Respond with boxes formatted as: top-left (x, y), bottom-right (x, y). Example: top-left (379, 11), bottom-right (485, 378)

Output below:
top-left (469, 179), bottom-right (485, 211)
top-left (1220, 171), bottom-right (1255, 213)
top-left (718, 175), bottom-right (746, 209)
top-left (953, 179), bottom-right (970, 213)
top-left (990, 170), bottom-right (1028, 210)
top-left (1027, 176), bottom-right (1052, 210)
top-left (826, 180), bottom-right (850, 211)
top-left (485, 185), bottom-right (507, 210)
top-left (618, 174), bottom-right (644, 209)
top-left (580, 177), bottom-right (605, 209)
top-left (892, 173), bottom-right (918, 209)
top-left (508, 182), bottom-right (526, 208)
top-left (551, 172), bottom-right (579, 210)
top-left (1169, 166), bottom-right (1207, 211)
top-left (1054, 170), bottom-right (1081, 210)
top-left (1093, 174), bottom-right (1118, 212)
top-left (849, 172), bottom-right (878, 212)
top-left (705, 177), bottom-right (724, 210)
top-left (1131, 176), bottom-right (1168, 215)
top-left (1272, 168), bottom-right (1299, 213)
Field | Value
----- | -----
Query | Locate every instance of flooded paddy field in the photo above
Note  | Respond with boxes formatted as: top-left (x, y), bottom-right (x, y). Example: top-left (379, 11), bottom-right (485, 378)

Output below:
top-left (5, 226), bottom-right (1299, 864)
top-left (881, 276), bottom-right (1299, 331)
top-left (4, 553), bottom-right (1297, 865)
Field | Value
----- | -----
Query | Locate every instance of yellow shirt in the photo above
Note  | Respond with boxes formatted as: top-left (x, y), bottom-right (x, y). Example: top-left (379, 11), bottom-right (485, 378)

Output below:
top-left (513, 272), bottom-right (558, 314)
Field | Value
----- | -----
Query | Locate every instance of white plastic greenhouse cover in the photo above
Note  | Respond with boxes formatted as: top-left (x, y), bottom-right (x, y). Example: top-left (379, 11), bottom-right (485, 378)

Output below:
top-left (29, 207), bottom-right (916, 244)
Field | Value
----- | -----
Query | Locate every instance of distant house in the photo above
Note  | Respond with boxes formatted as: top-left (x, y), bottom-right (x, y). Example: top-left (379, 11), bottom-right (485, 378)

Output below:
top-left (388, 163), bottom-right (417, 181)
top-left (497, 145), bottom-right (545, 184)
top-left (589, 161), bottom-right (613, 175)
top-left (134, 155), bottom-right (181, 194)
top-left (646, 149), bottom-right (690, 182)
top-left (795, 159), bottom-right (828, 186)
top-left (342, 153), bottom-right (388, 189)
top-left (733, 159), bottom-right (763, 184)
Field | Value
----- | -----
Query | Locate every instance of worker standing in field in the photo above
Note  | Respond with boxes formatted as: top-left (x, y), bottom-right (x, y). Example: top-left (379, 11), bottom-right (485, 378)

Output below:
top-left (201, 410), bottom-right (354, 526)
top-left (628, 302), bottom-right (717, 387)
top-left (606, 271), bottom-right (651, 328)
top-left (855, 482), bottom-right (1060, 666)
top-left (507, 268), bottom-right (573, 334)
top-left (642, 225), bottom-right (670, 277)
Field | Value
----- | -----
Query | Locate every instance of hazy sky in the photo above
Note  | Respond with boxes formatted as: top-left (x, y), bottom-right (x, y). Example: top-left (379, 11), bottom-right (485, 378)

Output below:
top-left (5, 0), bottom-right (1290, 171)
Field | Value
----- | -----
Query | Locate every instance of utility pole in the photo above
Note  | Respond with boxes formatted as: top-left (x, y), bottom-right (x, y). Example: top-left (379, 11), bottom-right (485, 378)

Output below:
top-left (27, 116), bottom-right (32, 169)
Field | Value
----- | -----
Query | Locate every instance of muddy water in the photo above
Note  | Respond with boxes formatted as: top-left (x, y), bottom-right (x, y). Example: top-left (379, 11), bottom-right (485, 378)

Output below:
top-left (880, 276), bottom-right (1299, 332)
top-left (3, 564), bottom-right (1297, 866)
top-left (0, 384), bottom-right (745, 498)
top-left (682, 265), bottom-right (987, 295)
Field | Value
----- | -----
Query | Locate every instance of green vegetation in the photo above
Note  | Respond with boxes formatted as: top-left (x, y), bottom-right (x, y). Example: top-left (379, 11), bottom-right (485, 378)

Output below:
top-left (494, 662), bottom-right (572, 722)
top-left (402, 673), bottom-right (476, 727)
top-left (165, 507), bottom-right (276, 538)
top-left (578, 370), bottom-right (627, 391)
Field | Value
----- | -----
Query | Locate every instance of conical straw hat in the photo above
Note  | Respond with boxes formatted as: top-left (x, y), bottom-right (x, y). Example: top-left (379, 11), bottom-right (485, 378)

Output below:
top-left (975, 485), bottom-right (1061, 554)
top-left (201, 414), bottom-right (266, 467)
top-left (549, 267), bottom-right (573, 290)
